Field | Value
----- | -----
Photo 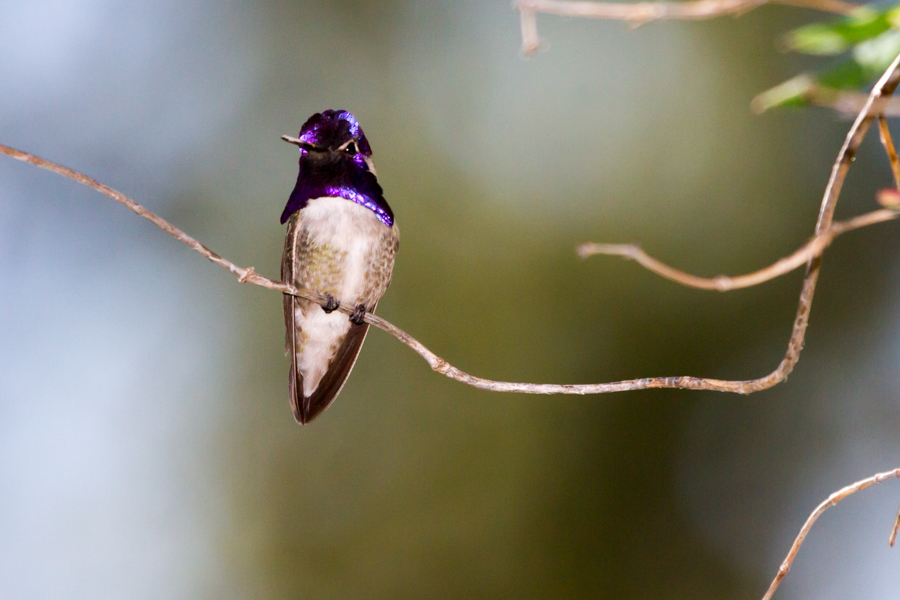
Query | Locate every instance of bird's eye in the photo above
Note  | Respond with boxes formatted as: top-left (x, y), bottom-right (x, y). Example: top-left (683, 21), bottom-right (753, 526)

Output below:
top-left (344, 142), bottom-right (357, 155)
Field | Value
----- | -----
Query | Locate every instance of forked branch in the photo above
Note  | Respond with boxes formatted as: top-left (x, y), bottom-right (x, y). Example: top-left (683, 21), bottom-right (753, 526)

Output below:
top-left (580, 65), bottom-right (900, 293)
top-left (2, 53), bottom-right (900, 395)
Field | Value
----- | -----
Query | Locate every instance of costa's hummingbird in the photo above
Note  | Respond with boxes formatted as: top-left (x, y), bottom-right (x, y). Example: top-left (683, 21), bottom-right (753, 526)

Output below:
top-left (280, 110), bottom-right (399, 424)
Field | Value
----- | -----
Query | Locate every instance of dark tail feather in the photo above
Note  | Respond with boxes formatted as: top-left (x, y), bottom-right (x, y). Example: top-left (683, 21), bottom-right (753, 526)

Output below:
top-left (288, 300), bottom-right (377, 425)
top-left (294, 322), bottom-right (369, 424)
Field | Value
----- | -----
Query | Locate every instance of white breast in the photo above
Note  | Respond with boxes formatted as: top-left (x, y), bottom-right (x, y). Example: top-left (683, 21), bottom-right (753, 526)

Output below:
top-left (294, 196), bottom-right (384, 396)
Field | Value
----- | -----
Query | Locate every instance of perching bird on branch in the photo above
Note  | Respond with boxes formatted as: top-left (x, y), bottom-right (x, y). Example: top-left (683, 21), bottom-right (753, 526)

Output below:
top-left (280, 110), bottom-right (399, 424)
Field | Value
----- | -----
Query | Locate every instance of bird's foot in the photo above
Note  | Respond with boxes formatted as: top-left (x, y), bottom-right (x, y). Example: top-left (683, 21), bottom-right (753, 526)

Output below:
top-left (322, 294), bottom-right (340, 314)
top-left (350, 304), bottom-right (367, 326)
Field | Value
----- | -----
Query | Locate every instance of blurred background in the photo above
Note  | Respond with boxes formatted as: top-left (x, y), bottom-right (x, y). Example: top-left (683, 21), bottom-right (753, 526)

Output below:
top-left (1, 1), bottom-right (900, 598)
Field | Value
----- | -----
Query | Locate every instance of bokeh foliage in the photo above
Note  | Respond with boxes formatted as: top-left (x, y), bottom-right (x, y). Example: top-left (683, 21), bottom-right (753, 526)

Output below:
top-left (756, 4), bottom-right (900, 110)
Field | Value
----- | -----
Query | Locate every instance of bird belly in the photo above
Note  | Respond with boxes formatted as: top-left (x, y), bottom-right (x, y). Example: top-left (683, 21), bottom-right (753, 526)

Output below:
top-left (292, 196), bottom-right (389, 396)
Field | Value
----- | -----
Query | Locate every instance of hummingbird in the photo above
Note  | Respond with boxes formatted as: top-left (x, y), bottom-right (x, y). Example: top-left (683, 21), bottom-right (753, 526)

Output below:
top-left (280, 110), bottom-right (399, 424)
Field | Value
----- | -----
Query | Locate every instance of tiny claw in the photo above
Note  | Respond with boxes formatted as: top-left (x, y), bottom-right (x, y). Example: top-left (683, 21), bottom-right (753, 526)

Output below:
top-left (322, 294), bottom-right (340, 314)
top-left (350, 304), bottom-right (367, 326)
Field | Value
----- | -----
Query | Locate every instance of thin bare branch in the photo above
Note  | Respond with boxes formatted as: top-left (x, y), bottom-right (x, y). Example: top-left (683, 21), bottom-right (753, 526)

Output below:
top-left (761, 468), bottom-right (900, 600)
top-left (581, 52), bottom-right (900, 394)
top-left (879, 115), bottom-right (900, 188)
top-left (2, 54), bottom-right (899, 397)
top-left (0, 142), bottom-right (730, 394)
top-left (737, 53), bottom-right (900, 393)
top-left (515, 0), bottom-right (858, 53)
top-left (889, 505), bottom-right (900, 548)
top-left (517, 0), bottom-right (856, 21)
top-left (577, 208), bottom-right (899, 291)
top-left (519, 6), bottom-right (541, 54)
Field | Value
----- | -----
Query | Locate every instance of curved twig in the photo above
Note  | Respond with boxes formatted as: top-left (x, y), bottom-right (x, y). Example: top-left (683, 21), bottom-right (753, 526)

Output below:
top-left (0, 142), bottom-right (731, 394)
top-left (577, 208), bottom-right (900, 291)
top-left (761, 468), bottom-right (900, 600)
top-left (2, 54), bottom-right (899, 396)
top-left (516, 0), bottom-right (859, 53)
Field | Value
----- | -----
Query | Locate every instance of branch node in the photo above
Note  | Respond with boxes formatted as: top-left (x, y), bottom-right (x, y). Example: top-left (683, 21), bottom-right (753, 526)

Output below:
top-left (713, 275), bottom-right (733, 292)
top-left (433, 358), bottom-right (451, 374)
top-left (238, 267), bottom-right (255, 283)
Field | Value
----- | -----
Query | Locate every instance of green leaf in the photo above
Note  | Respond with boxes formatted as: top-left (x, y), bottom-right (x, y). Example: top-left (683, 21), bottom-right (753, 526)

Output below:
top-left (758, 2), bottom-right (900, 112)
top-left (751, 75), bottom-right (815, 113)
top-left (784, 7), bottom-right (895, 55)
top-left (853, 29), bottom-right (900, 70)
top-left (817, 30), bottom-right (900, 89)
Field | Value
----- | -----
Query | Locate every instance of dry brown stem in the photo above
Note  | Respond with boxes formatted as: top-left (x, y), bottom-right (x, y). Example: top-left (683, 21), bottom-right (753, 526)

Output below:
top-left (577, 208), bottom-right (900, 291)
top-left (761, 468), bottom-right (900, 600)
top-left (890, 506), bottom-right (900, 547)
top-left (516, 0), bottom-right (858, 53)
top-left (2, 54), bottom-right (900, 396)
top-left (879, 115), bottom-right (900, 188)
